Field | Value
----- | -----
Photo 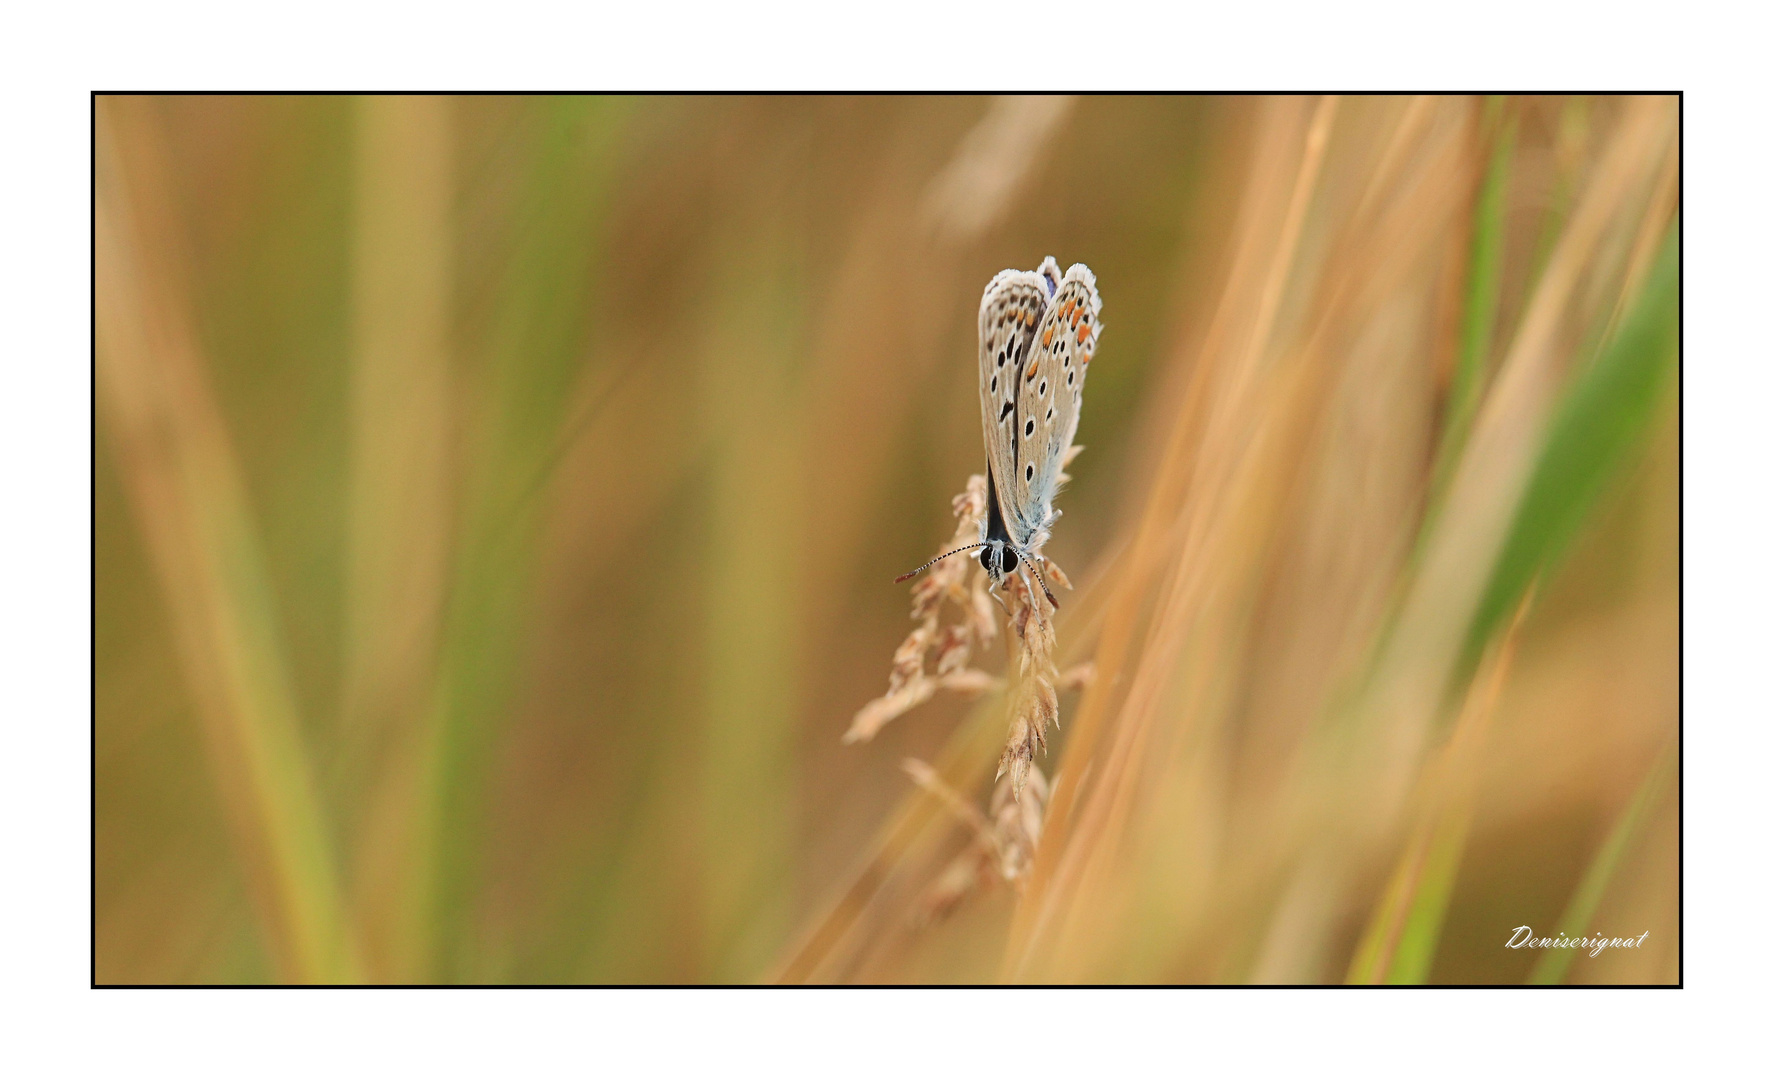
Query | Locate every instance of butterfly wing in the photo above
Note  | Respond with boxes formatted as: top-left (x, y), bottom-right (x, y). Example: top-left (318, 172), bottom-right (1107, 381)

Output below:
top-left (977, 264), bottom-right (1053, 536)
top-left (1008, 262), bottom-right (1099, 548)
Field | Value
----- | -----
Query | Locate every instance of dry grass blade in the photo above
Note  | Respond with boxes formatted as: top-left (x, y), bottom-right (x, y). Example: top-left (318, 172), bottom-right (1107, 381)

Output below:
top-left (342, 94), bottom-right (457, 983)
top-left (922, 95), bottom-right (1075, 241)
top-left (95, 97), bottom-right (362, 983)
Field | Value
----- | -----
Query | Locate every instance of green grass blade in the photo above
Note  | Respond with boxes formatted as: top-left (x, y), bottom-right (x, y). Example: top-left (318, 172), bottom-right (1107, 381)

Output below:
top-left (1528, 743), bottom-right (1676, 984)
top-left (1428, 100), bottom-right (1515, 509)
top-left (1347, 592), bottom-right (1527, 986)
top-left (1457, 217), bottom-right (1677, 686)
top-left (1381, 809), bottom-right (1470, 983)
top-left (1344, 815), bottom-right (1432, 984)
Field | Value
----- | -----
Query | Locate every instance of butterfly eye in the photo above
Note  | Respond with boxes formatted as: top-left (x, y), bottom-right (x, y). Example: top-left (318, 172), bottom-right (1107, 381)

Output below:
top-left (1001, 547), bottom-right (1018, 573)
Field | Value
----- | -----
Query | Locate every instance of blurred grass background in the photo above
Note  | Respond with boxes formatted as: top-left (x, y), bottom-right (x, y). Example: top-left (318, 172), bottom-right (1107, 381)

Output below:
top-left (95, 94), bottom-right (1677, 984)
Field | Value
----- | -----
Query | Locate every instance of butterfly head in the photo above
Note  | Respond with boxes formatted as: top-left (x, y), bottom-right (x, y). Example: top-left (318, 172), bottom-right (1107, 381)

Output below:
top-left (978, 542), bottom-right (1019, 581)
top-left (979, 541), bottom-right (1059, 611)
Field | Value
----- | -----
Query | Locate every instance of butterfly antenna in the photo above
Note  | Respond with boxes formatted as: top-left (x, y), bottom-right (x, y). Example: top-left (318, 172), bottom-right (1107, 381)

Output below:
top-left (894, 543), bottom-right (987, 584)
top-left (1025, 555), bottom-right (1060, 610)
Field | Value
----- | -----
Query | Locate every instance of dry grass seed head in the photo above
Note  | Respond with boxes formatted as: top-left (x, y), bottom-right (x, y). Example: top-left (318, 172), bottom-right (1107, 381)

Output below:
top-left (997, 566), bottom-right (1063, 801)
top-left (905, 758), bottom-right (1050, 924)
top-left (845, 474), bottom-right (999, 743)
top-left (862, 448), bottom-right (1077, 922)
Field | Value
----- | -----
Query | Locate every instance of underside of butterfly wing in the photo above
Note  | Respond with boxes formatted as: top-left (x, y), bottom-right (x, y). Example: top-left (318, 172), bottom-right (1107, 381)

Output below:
top-left (1009, 263), bottom-right (1099, 549)
top-left (976, 265), bottom-right (1051, 542)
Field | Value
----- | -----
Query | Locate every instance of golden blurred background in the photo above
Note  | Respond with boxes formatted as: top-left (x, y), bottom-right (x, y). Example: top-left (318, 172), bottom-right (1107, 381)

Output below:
top-left (95, 94), bottom-right (1677, 985)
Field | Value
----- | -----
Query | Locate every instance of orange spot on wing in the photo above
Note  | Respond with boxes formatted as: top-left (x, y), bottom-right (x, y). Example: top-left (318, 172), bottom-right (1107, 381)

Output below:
top-left (1076, 324), bottom-right (1089, 346)
top-left (1043, 326), bottom-right (1054, 347)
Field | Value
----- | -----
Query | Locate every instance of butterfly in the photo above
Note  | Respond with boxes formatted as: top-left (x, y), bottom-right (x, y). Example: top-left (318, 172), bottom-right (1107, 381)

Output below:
top-left (898, 257), bottom-right (1101, 608)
